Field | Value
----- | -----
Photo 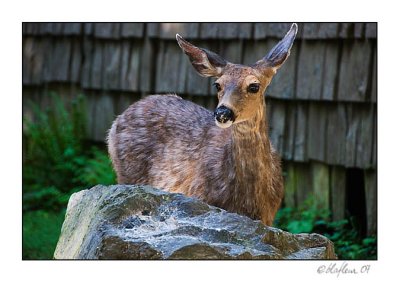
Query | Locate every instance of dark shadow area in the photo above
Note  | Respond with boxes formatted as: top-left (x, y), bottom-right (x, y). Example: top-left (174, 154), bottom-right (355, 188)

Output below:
top-left (346, 167), bottom-right (367, 237)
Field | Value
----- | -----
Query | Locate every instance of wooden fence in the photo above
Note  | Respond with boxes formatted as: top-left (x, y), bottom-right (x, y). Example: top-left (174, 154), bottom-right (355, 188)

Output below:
top-left (22, 23), bottom-right (377, 235)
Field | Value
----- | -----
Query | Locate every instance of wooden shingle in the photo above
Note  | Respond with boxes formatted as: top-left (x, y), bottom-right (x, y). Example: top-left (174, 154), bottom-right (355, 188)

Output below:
top-left (184, 23), bottom-right (200, 38)
top-left (302, 23), bottom-right (320, 39)
top-left (85, 91), bottom-right (96, 138)
top-left (354, 23), bottom-right (364, 38)
top-left (321, 42), bottom-right (339, 101)
top-left (69, 39), bottom-right (82, 83)
top-left (125, 41), bottom-right (141, 92)
top-left (199, 23), bottom-right (219, 39)
top-left (52, 38), bottom-right (71, 82)
top-left (364, 169), bottom-right (377, 235)
top-left (326, 103), bottom-right (347, 165)
top-left (372, 107), bottom-right (377, 167)
top-left (220, 40), bottom-right (242, 63)
top-left (365, 23), bottom-right (377, 38)
top-left (22, 23), bottom-right (31, 35)
top-left (103, 42), bottom-right (121, 90)
top-left (84, 23), bottom-right (93, 35)
top-left (51, 23), bottom-right (65, 35)
top-left (253, 23), bottom-right (269, 39)
top-left (88, 92), bottom-right (115, 142)
top-left (238, 23), bottom-right (252, 39)
top-left (330, 166), bottom-right (346, 221)
top-left (90, 41), bottom-right (103, 89)
top-left (63, 23), bottom-right (82, 35)
top-left (356, 104), bottom-right (375, 168)
top-left (94, 23), bottom-right (120, 39)
top-left (121, 23), bottom-right (144, 38)
top-left (155, 41), bottom-right (165, 92)
top-left (370, 46), bottom-right (377, 102)
top-left (254, 23), bottom-right (291, 39)
top-left (218, 23), bottom-right (239, 39)
top-left (185, 61), bottom-right (211, 96)
top-left (344, 104), bottom-right (359, 167)
top-left (283, 102), bottom-right (296, 160)
top-left (24, 37), bottom-right (46, 85)
top-left (311, 161), bottom-right (330, 210)
top-left (283, 162), bottom-right (297, 207)
top-left (23, 38), bottom-right (33, 85)
top-left (155, 42), bottom-right (186, 93)
top-left (39, 23), bottom-right (54, 34)
top-left (269, 99), bottom-right (286, 154)
top-left (146, 23), bottom-right (160, 37)
top-left (119, 41), bottom-right (131, 91)
top-left (114, 92), bottom-right (142, 115)
top-left (139, 38), bottom-right (154, 93)
top-left (293, 102), bottom-right (308, 162)
top-left (242, 39), bottom-right (269, 65)
top-left (307, 102), bottom-right (327, 162)
top-left (338, 40), bottom-right (372, 102)
top-left (317, 23), bottom-right (339, 39)
top-left (296, 41), bottom-right (325, 100)
top-left (301, 23), bottom-right (339, 39)
top-left (295, 162), bottom-right (313, 205)
top-left (339, 23), bottom-right (353, 38)
top-left (81, 38), bottom-right (93, 89)
top-left (41, 38), bottom-right (54, 83)
top-left (119, 40), bottom-right (142, 92)
top-left (28, 23), bottom-right (41, 35)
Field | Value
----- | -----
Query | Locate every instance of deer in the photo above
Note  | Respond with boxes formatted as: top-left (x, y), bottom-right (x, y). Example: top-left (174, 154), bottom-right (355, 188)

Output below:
top-left (107, 23), bottom-right (298, 226)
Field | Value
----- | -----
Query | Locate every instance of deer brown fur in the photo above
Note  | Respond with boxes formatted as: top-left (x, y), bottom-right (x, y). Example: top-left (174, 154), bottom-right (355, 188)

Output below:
top-left (107, 23), bottom-right (298, 226)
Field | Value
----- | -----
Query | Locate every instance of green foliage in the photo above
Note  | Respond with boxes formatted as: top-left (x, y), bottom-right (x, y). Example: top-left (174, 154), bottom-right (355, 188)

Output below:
top-left (324, 219), bottom-right (377, 260)
top-left (23, 186), bottom-right (73, 212)
top-left (76, 147), bottom-right (116, 186)
top-left (275, 198), bottom-right (329, 234)
top-left (23, 93), bottom-right (87, 193)
top-left (23, 210), bottom-right (66, 259)
top-left (23, 93), bottom-right (116, 259)
top-left (274, 197), bottom-right (377, 260)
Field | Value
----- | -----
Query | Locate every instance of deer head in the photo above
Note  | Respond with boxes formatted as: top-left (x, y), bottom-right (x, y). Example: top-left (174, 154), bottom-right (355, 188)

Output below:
top-left (176, 23), bottom-right (298, 129)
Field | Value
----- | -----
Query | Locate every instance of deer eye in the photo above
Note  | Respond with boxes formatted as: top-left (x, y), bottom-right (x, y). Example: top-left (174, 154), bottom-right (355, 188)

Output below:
top-left (213, 82), bottom-right (222, 92)
top-left (248, 83), bottom-right (260, 93)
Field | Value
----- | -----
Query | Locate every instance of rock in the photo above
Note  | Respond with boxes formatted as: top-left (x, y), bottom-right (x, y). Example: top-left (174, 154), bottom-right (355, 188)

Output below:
top-left (54, 185), bottom-right (337, 259)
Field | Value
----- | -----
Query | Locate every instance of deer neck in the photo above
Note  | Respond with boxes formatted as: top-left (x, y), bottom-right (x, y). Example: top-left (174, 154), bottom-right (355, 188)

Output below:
top-left (231, 99), bottom-right (270, 161)
top-left (225, 99), bottom-right (272, 217)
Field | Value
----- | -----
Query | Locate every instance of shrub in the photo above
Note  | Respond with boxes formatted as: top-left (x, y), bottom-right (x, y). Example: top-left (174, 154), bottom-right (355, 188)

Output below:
top-left (274, 197), bottom-right (377, 260)
top-left (23, 93), bottom-right (116, 259)
top-left (23, 93), bottom-right (88, 194)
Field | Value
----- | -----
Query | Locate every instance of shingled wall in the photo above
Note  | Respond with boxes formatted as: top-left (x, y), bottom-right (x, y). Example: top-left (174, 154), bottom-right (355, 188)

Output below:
top-left (22, 23), bottom-right (377, 235)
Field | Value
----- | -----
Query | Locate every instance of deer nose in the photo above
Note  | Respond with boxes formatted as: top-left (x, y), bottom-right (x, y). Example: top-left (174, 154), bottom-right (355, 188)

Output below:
top-left (214, 105), bottom-right (235, 124)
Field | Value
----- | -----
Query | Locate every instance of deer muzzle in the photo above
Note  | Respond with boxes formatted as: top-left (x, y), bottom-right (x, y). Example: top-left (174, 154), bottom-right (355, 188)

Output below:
top-left (214, 105), bottom-right (235, 128)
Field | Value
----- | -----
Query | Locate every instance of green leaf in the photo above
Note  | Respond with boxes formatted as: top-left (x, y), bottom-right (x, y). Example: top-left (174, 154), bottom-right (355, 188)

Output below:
top-left (287, 220), bottom-right (314, 234)
top-left (362, 237), bottom-right (376, 246)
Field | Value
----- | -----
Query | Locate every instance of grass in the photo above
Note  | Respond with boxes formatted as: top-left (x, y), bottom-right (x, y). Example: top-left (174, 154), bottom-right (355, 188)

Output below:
top-left (23, 210), bottom-right (66, 259)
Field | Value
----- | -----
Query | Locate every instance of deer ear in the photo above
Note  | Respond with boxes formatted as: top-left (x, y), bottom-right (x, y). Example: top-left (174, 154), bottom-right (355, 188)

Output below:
top-left (255, 23), bottom-right (298, 74)
top-left (176, 34), bottom-right (227, 77)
